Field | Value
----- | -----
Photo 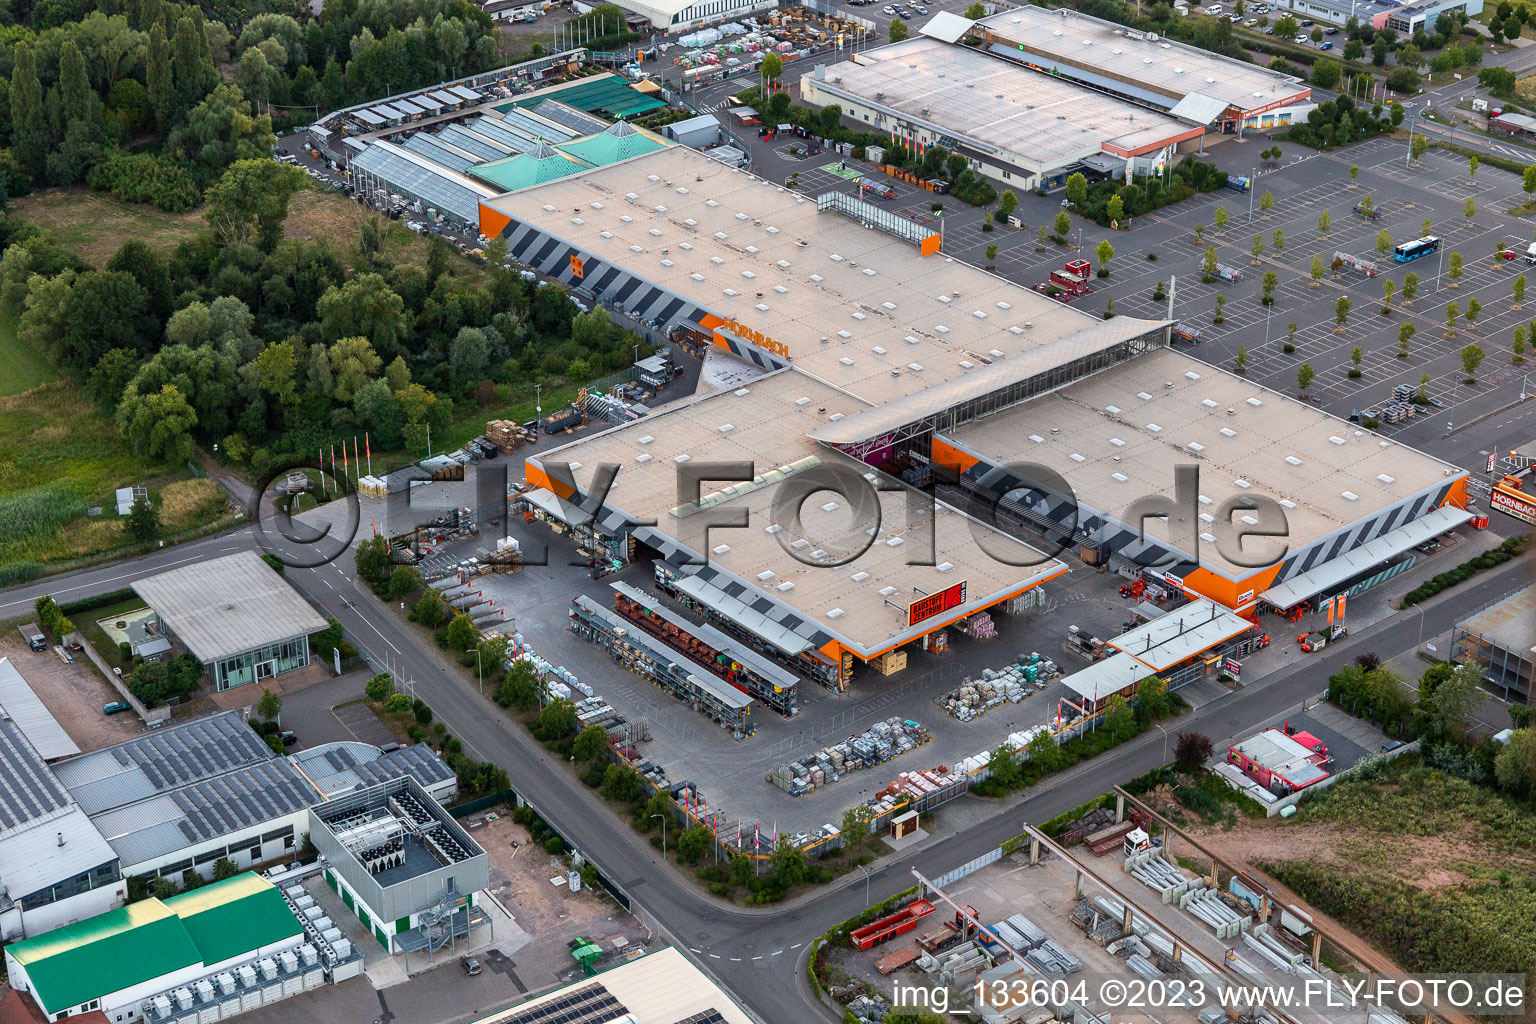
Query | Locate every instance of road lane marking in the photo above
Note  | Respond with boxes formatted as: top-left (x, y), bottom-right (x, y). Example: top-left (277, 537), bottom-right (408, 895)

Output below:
top-left (709, 954), bottom-right (721, 959)
top-left (771, 950), bottom-right (783, 956)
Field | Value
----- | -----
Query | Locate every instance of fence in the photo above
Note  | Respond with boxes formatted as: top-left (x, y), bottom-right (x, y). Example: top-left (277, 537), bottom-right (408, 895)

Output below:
top-left (71, 630), bottom-right (171, 726)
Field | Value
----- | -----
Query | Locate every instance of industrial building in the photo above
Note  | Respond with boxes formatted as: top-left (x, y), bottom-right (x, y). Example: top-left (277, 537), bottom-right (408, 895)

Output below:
top-left (1375, 0), bottom-right (1484, 35)
top-left (1055, 599), bottom-right (1260, 716)
top-left (472, 946), bottom-right (753, 1024)
top-left (1225, 727), bottom-right (1330, 794)
top-left (1453, 586), bottom-right (1536, 705)
top-left (3, 872), bottom-right (359, 1024)
top-left (973, 8), bottom-right (1313, 134)
top-left (50, 711), bottom-right (457, 884)
top-left (0, 706), bottom-right (123, 943)
top-left (131, 552), bottom-right (328, 692)
top-left (308, 776), bottom-right (490, 964)
top-left (482, 142), bottom-right (1467, 691)
top-left (801, 37), bottom-right (1204, 190)
top-left (0, 657), bottom-right (79, 761)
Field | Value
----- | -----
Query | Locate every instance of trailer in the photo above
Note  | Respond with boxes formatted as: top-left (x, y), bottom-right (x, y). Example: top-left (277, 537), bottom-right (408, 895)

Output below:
top-left (1171, 323), bottom-right (1202, 344)
top-left (850, 899), bottom-right (936, 950)
top-left (1214, 262), bottom-right (1243, 283)
top-left (875, 947), bottom-right (922, 974)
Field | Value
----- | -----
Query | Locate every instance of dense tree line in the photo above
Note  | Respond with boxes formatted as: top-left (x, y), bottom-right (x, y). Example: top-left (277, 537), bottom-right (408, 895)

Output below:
top-left (0, 170), bottom-right (653, 477)
top-left (0, 0), bottom-right (502, 209)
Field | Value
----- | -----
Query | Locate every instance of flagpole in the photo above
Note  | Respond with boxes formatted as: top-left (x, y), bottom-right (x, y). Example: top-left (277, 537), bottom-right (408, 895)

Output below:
top-left (366, 432), bottom-right (373, 476)
top-left (320, 448), bottom-right (327, 496)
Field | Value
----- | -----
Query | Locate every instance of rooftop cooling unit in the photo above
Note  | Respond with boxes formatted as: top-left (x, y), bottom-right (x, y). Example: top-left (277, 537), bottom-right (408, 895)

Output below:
top-left (258, 958), bottom-right (278, 981)
top-left (173, 988), bottom-right (194, 1010)
top-left (216, 973), bottom-right (237, 996)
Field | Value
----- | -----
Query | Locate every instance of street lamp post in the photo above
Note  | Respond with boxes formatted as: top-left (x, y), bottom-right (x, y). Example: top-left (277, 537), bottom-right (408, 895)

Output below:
top-left (466, 647), bottom-right (482, 694)
top-left (650, 814), bottom-right (668, 858)
top-left (1248, 168), bottom-right (1257, 224)
top-left (859, 864), bottom-right (873, 907)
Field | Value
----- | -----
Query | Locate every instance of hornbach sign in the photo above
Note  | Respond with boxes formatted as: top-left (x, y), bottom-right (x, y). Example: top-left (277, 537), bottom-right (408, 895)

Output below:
top-left (721, 317), bottom-right (790, 359)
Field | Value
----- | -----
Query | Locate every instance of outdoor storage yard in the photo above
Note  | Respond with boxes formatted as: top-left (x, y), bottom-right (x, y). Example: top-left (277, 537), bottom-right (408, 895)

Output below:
top-left (1193, 753), bottom-right (1536, 980)
top-left (823, 820), bottom-right (1391, 1024)
top-left (0, 634), bottom-right (142, 749)
top-left (402, 472), bottom-right (1219, 833)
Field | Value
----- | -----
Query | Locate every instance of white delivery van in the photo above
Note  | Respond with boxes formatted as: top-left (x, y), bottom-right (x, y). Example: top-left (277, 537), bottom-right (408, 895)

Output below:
top-left (1526, 242), bottom-right (1536, 264)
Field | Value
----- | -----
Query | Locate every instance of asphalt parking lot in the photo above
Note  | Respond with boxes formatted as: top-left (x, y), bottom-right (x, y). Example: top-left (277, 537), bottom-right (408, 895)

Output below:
top-left (700, 119), bottom-right (1536, 472)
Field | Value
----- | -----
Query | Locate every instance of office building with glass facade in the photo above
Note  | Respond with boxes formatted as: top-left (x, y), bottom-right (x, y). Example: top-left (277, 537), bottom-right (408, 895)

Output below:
top-left (132, 552), bottom-right (328, 692)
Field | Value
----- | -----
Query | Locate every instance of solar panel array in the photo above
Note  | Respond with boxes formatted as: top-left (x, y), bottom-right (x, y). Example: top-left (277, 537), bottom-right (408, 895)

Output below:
top-left (355, 746), bottom-right (455, 789)
top-left (116, 712), bottom-right (270, 792)
top-left (0, 718), bottom-right (70, 829)
top-left (670, 1011), bottom-right (729, 1024)
top-left (532, 100), bottom-right (608, 136)
top-left (500, 984), bottom-right (625, 1024)
top-left (169, 759), bottom-right (315, 843)
top-left (466, 116), bottom-right (537, 154)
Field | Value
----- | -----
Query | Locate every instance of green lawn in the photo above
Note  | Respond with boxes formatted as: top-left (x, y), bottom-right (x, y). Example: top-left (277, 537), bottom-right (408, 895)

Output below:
top-left (0, 315), bottom-right (60, 397)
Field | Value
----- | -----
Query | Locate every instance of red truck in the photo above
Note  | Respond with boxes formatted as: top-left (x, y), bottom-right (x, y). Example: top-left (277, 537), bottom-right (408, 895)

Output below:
top-left (850, 899), bottom-right (936, 951)
top-left (1050, 259), bottom-right (1093, 296)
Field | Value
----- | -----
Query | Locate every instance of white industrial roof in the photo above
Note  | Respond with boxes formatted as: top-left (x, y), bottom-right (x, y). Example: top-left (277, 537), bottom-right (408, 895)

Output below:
top-left (1059, 651), bottom-right (1148, 703)
top-left (473, 946), bottom-right (753, 1024)
top-left (0, 658), bottom-right (79, 760)
top-left (978, 7), bottom-right (1308, 114)
top-left (574, 596), bottom-right (752, 710)
top-left (490, 145), bottom-right (1160, 408)
top-left (918, 9), bottom-right (976, 42)
top-left (131, 551), bottom-right (328, 663)
top-left (941, 348), bottom-right (1465, 580)
top-left (1167, 91), bottom-right (1232, 126)
top-left (529, 369), bottom-right (1065, 656)
top-left (1261, 504), bottom-right (1472, 610)
top-left (0, 716), bottom-right (113, 901)
top-left (1233, 729), bottom-right (1328, 786)
top-left (1106, 598), bottom-right (1251, 671)
top-left (289, 741), bottom-right (456, 800)
top-left (807, 38), bottom-right (1198, 168)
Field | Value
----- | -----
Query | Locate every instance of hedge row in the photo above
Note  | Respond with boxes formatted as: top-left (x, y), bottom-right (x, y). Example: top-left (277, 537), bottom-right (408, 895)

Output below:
top-left (1431, 140), bottom-right (1533, 177)
top-left (1401, 535), bottom-right (1530, 607)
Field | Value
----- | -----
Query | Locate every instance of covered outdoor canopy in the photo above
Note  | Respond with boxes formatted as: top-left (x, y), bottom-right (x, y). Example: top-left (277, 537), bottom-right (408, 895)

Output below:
top-left (1260, 504), bottom-right (1472, 611)
top-left (669, 574), bottom-right (813, 656)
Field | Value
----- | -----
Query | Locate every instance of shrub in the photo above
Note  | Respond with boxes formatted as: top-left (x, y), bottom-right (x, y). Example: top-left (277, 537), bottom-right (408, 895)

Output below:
top-left (365, 674), bottom-right (394, 702)
top-left (412, 698), bottom-right (433, 724)
top-left (385, 693), bottom-right (412, 713)
top-left (0, 560), bottom-right (43, 585)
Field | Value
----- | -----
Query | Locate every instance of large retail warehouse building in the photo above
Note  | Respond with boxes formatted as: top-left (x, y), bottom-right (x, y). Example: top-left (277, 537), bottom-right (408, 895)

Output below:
top-left (483, 145), bottom-right (1468, 688)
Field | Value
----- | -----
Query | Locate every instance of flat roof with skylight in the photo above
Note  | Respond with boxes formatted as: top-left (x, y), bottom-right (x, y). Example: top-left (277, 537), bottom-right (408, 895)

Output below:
top-left (940, 348), bottom-right (1462, 580)
top-left (977, 7), bottom-right (1310, 116)
top-left (529, 369), bottom-right (1065, 657)
top-left (807, 38), bottom-right (1201, 166)
top-left (483, 145), bottom-right (1165, 408)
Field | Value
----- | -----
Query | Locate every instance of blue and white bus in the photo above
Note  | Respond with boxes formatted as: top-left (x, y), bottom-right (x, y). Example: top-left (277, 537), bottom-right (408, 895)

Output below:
top-left (1393, 236), bottom-right (1440, 263)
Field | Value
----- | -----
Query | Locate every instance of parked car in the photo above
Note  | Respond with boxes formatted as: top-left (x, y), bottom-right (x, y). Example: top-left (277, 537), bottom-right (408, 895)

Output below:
top-left (1300, 18), bottom-right (1313, 25)
top-left (280, 730), bottom-right (297, 746)
top-left (1295, 33), bottom-right (1308, 42)
top-left (1324, 25), bottom-right (1338, 32)
top-left (461, 957), bottom-right (483, 976)
top-left (103, 701), bottom-right (131, 715)
top-left (1319, 40), bottom-right (1332, 48)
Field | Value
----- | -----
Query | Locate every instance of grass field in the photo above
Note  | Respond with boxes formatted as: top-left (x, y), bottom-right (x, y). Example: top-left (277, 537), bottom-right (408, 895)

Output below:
top-left (0, 314), bottom-right (59, 396)
top-left (11, 191), bottom-right (207, 266)
top-left (0, 382), bottom-right (230, 565)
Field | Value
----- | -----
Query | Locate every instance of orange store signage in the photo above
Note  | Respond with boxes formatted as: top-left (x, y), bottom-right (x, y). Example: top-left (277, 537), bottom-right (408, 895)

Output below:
top-left (1491, 483), bottom-right (1536, 526)
top-left (720, 316), bottom-right (789, 359)
top-left (570, 255), bottom-right (585, 278)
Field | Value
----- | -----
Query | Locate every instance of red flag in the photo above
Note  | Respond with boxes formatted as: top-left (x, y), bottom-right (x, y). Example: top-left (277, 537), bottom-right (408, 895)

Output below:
top-left (330, 444), bottom-right (335, 472)
top-left (365, 433), bottom-right (371, 459)
top-left (353, 436), bottom-right (360, 472)
top-left (342, 443), bottom-right (349, 473)
top-left (1336, 593), bottom-right (1346, 620)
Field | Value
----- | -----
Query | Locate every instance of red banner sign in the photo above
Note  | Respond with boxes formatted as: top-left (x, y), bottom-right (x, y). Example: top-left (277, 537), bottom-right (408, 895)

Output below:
top-left (908, 581), bottom-right (967, 628)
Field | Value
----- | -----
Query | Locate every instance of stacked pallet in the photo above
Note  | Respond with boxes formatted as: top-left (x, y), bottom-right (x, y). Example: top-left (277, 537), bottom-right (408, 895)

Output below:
top-left (485, 419), bottom-right (535, 454)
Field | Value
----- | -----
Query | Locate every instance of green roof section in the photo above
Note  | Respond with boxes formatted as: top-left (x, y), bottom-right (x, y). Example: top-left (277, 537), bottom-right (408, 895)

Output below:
top-left (164, 872), bottom-right (304, 967)
top-left (509, 74), bottom-right (666, 119)
top-left (471, 141), bottom-right (589, 192)
top-left (7, 901), bottom-right (202, 1013)
top-left (471, 124), bottom-right (674, 194)
top-left (557, 121), bottom-right (671, 166)
top-left (6, 873), bottom-right (301, 1014)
